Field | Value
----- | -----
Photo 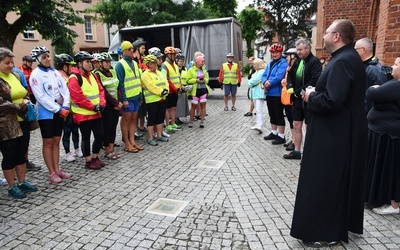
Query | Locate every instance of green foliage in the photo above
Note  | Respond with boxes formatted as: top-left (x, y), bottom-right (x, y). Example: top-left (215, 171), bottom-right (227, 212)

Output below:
top-left (242, 63), bottom-right (251, 75)
top-left (203, 0), bottom-right (237, 18)
top-left (92, 0), bottom-right (209, 27)
top-left (0, 0), bottom-right (83, 50)
top-left (238, 8), bottom-right (264, 58)
top-left (255, 0), bottom-right (317, 47)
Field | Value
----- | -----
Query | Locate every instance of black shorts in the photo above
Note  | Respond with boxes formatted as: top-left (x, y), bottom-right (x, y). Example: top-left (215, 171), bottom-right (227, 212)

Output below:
top-left (147, 101), bottom-right (167, 126)
top-left (166, 92), bottom-right (178, 109)
top-left (266, 96), bottom-right (285, 126)
top-left (292, 98), bottom-right (310, 124)
top-left (0, 122), bottom-right (30, 170)
top-left (38, 114), bottom-right (64, 138)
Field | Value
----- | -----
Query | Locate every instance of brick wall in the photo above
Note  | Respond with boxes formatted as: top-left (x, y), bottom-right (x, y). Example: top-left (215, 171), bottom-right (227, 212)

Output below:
top-left (316, 0), bottom-right (399, 65)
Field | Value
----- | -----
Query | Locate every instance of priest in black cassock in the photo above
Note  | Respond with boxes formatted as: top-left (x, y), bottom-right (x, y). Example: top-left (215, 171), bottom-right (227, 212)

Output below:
top-left (290, 19), bottom-right (368, 248)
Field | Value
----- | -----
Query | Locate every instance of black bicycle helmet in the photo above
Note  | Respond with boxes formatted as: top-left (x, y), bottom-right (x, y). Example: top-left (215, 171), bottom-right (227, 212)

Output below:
top-left (74, 51), bottom-right (93, 63)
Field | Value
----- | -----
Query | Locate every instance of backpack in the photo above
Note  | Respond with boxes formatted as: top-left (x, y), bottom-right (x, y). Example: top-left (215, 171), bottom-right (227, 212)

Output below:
top-left (381, 65), bottom-right (393, 83)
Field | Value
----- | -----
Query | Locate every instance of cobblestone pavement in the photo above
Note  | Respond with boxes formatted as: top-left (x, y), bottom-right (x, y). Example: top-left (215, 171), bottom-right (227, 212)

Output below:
top-left (1, 78), bottom-right (400, 250)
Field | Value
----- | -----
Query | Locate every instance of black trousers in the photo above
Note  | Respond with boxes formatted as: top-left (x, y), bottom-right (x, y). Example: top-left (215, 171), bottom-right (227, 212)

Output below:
top-left (79, 118), bottom-right (103, 157)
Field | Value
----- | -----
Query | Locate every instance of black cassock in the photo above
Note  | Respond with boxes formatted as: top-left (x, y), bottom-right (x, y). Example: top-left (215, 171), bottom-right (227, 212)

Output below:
top-left (290, 44), bottom-right (368, 243)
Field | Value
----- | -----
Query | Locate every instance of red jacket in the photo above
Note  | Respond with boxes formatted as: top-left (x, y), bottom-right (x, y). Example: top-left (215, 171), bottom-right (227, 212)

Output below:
top-left (68, 67), bottom-right (106, 124)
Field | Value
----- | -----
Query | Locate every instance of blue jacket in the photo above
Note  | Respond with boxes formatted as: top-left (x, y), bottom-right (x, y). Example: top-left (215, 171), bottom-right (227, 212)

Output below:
top-left (248, 69), bottom-right (266, 100)
top-left (261, 57), bottom-right (288, 97)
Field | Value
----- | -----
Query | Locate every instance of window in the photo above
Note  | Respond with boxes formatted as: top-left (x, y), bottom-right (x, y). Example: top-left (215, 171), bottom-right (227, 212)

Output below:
top-left (23, 26), bottom-right (35, 40)
top-left (84, 16), bottom-right (93, 41)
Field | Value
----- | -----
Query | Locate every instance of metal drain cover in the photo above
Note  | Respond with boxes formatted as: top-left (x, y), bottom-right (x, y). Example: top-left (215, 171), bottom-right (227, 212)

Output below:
top-left (145, 198), bottom-right (189, 217)
top-left (225, 138), bottom-right (246, 143)
top-left (197, 160), bottom-right (225, 169)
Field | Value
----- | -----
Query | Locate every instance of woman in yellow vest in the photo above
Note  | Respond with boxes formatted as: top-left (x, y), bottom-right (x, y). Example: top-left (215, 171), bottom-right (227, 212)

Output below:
top-left (140, 55), bottom-right (169, 146)
top-left (0, 47), bottom-right (38, 199)
top-left (94, 52), bottom-right (123, 159)
top-left (186, 56), bottom-right (210, 128)
top-left (68, 51), bottom-right (106, 170)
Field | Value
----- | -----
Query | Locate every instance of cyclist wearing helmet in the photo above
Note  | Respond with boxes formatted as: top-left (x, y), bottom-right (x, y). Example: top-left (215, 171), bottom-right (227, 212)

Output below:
top-left (132, 38), bottom-right (147, 71)
top-left (91, 53), bottom-right (101, 71)
top-left (93, 52), bottom-right (123, 159)
top-left (132, 38), bottom-right (147, 138)
top-left (149, 47), bottom-right (166, 76)
top-left (68, 51), bottom-right (106, 170)
top-left (55, 54), bottom-right (83, 163)
top-left (162, 46), bottom-right (182, 132)
top-left (17, 56), bottom-right (35, 100)
top-left (140, 54), bottom-right (169, 146)
top-left (175, 53), bottom-right (190, 120)
top-left (218, 52), bottom-right (242, 111)
top-left (261, 43), bottom-right (289, 145)
top-left (29, 46), bottom-right (72, 184)
top-left (115, 41), bottom-right (144, 153)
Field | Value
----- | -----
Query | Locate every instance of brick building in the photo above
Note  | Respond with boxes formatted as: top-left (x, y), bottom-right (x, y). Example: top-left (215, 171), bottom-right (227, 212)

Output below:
top-left (316, 0), bottom-right (400, 65)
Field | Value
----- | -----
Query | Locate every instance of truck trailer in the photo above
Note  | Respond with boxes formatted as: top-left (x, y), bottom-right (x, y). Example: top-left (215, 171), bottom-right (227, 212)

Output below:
top-left (108, 17), bottom-right (242, 89)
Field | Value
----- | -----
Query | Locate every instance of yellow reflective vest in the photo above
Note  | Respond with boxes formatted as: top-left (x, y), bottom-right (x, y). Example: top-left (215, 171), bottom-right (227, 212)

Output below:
top-left (70, 74), bottom-right (100, 115)
top-left (163, 61), bottom-right (181, 89)
top-left (97, 69), bottom-right (119, 100)
top-left (222, 63), bottom-right (238, 85)
top-left (141, 70), bottom-right (169, 104)
top-left (120, 59), bottom-right (142, 98)
top-left (179, 67), bottom-right (188, 85)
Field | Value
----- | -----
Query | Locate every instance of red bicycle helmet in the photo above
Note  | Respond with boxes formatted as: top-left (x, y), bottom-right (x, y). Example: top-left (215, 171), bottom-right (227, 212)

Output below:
top-left (269, 43), bottom-right (283, 52)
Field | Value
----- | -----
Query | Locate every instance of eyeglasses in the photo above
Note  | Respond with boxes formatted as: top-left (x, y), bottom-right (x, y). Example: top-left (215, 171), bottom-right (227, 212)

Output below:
top-left (354, 47), bottom-right (364, 51)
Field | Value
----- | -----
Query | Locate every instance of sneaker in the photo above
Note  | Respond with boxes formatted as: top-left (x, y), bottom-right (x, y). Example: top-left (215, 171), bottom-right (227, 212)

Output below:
top-left (199, 121), bottom-right (204, 128)
top-left (250, 126), bottom-right (262, 134)
top-left (64, 152), bottom-right (76, 162)
top-left (283, 151), bottom-right (302, 160)
top-left (8, 185), bottom-right (26, 199)
top-left (18, 180), bottom-right (38, 192)
top-left (74, 148), bottom-right (83, 157)
top-left (156, 136), bottom-right (169, 142)
top-left (26, 161), bottom-right (42, 171)
top-left (244, 112), bottom-right (253, 116)
top-left (92, 157), bottom-right (106, 168)
top-left (286, 143), bottom-right (295, 151)
top-left (272, 136), bottom-right (286, 145)
top-left (162, 131), bottom-right (170, 138)
top-left (171, 124), bottom-right (182, 131)
top-left (147, 139), bottom-right (158, 146)
top-left (175, 118), bottom-right (183, 125)
top-left (188, 121), bottom-right (193, 128)
top-left (263, 133), bottom-right (278, 140)
top-left (231, 106), bottom-right (236, 111)
top-left (85, 160), bottom-right (101, 170)
top-left (165, 125), bottom-right (174, 132)
top-left (57, 169), bottom-right (73, 179)
top-left (135, 131), bottom-right (143, 138)
top-left (48, 172), bottom-right (63, 184)
top-left (284, 140), bottom-right (292, 147)
top-left (224, 107), bottom-right (228, 111)
top-left (0, 178), bottom-right (7, 186)
top-left (372, 204), bottom-right (400, 215)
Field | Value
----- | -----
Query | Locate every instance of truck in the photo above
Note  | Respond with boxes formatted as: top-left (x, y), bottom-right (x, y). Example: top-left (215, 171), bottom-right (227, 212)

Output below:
top-left (108, 17), bottom-right (242, 89)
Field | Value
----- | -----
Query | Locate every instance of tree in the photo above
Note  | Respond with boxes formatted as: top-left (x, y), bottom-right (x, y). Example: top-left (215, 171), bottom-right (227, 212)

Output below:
top-left (238, 7), bottom-right (264, 58)
top-left (0, 0), bottom-right (82, 50)
top-left (203, 0), bottom-right (238, 18)
top-left (92, 0), bottom-right (209, 27)
top-left (255, 0), bottom-right (317, 47)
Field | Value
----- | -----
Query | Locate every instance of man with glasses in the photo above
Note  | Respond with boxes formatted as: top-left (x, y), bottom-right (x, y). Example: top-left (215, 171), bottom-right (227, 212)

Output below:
top-left (354, 37), bottom-right (386, 113)
top-left (291, 19), bottom-right (368, 247)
